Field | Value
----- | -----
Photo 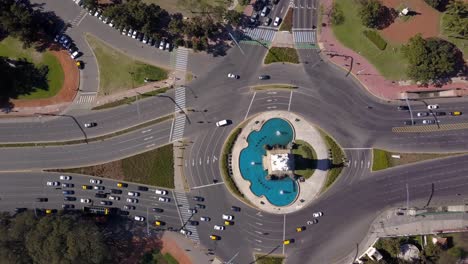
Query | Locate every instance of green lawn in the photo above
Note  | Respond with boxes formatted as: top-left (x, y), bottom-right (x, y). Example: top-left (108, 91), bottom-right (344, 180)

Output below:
top-left (372, 148), bottom-right (465, 171)
top-left (86, 34), bottom-right (168, 96)
top-left (254, 255), bottom-right (284, 264)
top-left (332, 0), bottom-right (407, 80)
top-left (264, 47), bottom-right (299, 64)
top-left (92, 87), bottom-right (170, 110)
top-left (319, 130), bottom-right (345, 192)
top-left (440, 13), bottom-right (468, 59)
top-left (0, 37), bottom-right (64, 99)
top-left (143, 0), bottom-right (228, 18)
top-left (279, 8), bottom-right (293, 32)
top-left (292, 140), bottom-right (317, 179)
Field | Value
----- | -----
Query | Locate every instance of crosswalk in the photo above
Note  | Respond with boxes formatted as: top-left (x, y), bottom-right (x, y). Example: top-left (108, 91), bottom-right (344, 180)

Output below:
top-left (173, 191), bottom-right (199, 242)
top-left (70, 9), bottom-right (87, 27)
top-left (75, 92), bottom-right (96, 104)
top-left (241, 27), bottom-right (277, 43)
top-left (170, 87), bottom-right (186, 142)
top-left (293, 30), bottom-right (316, 43)
top-left (175, 48), bottom-right (189, 72)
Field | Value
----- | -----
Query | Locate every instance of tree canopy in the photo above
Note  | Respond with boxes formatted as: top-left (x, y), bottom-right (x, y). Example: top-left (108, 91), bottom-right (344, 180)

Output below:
top-left (358, 0), bottom-right (383, 28)
top-left (442, 0), bottom-right (468, 39)
top-left (402, 34), bottom-right (464, 84)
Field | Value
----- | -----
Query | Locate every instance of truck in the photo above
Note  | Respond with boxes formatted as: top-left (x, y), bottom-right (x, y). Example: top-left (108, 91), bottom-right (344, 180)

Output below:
top-left (83, 206), bottom-right (114, 215)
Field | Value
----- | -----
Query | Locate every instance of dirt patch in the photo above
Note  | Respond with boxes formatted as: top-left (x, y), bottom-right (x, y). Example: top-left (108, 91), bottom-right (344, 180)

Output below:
top-left (161, 235), bottom-right (191, 264)
top-left (380, 0), bottom-right (441, 44)
top-left (11, 48), bottom-right (78, 107)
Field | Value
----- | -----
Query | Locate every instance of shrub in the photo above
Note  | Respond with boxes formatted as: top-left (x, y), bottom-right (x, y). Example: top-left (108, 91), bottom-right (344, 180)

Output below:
top-left (358, 0), bottom-right (383, 28)
top-left (331, 2), bottom-right (345, 25)
top-left (363, 30), bottom-right (387, 50)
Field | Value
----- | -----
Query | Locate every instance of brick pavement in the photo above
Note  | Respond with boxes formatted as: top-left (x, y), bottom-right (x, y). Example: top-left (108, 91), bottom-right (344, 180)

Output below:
top-left (318, 0), bottom-right (467, 101)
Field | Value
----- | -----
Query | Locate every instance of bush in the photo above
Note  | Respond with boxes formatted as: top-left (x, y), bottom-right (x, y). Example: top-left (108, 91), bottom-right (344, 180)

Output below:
top-left (358, 0), bottom-right (383, 28)
top-left (331, 2), bottom-right (345, 25)
top-left (363, 30), bottom-right (387, 50)
top-left (424, 0), bottom-right (444, 9)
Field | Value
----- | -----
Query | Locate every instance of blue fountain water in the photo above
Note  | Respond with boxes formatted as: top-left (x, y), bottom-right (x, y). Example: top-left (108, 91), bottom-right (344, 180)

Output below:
top-left (239, 118), bottom-right (298, 206)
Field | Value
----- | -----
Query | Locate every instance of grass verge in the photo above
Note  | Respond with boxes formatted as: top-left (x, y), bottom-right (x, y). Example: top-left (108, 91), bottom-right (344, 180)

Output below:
top-left (0, 115), bottom-right (172, 148)
top-left (279, 8), bottom-right (293, 32)
top-left (251, 84), bottom-right (298, 90)
top-left (440, 13), bottom-right (468, 59)
top-left (372, 148), bottom-right (465, 171)
top-left (363, 30), bottom-right (387, 50)
top-left (220, 127), bottom-right (247, 201)
top-left (332, 0), bottom-right (407, 80)
top-left (319, 129), bottom-right (345, 192)
top-left (0, 37), bottom-right (64, 99)
top-left (50, 144), bottom-right (174, 188)
top-left (92, 87), bottom-right (170, 110)
top-left (264, 47), bottom-right (299, 64)
top-left (254, 254), bottom-right (284, 264)
top-left (86, 33), bottom-right (168, 96)
top-left (292, 140), bottom-right (317, 179)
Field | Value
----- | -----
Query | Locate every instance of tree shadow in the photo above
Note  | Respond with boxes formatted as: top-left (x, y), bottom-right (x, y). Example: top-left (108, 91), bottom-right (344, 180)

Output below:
top-left (376, 7), bottom-right (398, 30)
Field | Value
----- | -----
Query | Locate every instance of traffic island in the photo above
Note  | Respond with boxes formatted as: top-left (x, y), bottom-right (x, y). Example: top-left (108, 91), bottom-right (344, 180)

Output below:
top-left (223, 111), bottom-right (331, 214)
top-left (251, 84), bottom-right (298, 91)
top-left (264, 47), bottom-right (299, 64)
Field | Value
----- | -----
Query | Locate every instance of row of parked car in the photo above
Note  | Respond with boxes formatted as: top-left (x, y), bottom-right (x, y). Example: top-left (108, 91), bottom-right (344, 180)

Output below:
top-left (250, 0), bottom-right (281, 26)
top-left (72, 0), bottom-right (172, 51)
top-left (54, 33), bottom-right (81, 60)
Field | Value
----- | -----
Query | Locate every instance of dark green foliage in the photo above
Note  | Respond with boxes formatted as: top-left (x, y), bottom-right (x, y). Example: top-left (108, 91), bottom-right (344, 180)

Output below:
top-left (442, 0), bottom-right (468, 39)
top-left (239, 0), bottom-right (250, 5)
top-left (424, 0), bottom-right (444, 9)
top-left (224, 10), bottom-right (242, 26)
top-left (358, 0), bottom-right (383, 28)
top-left (402, 34), bottom-right (465, 84)
top-left (331, 2), bottom-right (345, 25)
top-left (0, 0), bottom-right (42, 47)
top-left (363, 30), bottom-right (387, 50)
top-left (374, 237), bottom-right (402, 257)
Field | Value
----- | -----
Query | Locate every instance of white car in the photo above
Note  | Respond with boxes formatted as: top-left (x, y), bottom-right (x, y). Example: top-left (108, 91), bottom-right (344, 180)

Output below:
top-left (128, 191), bottom-right (140, 197)
top-left (216, 120), bottom-right (229, 127)
top-left (188, 209), bottom-right (197, 214)
top-left (108, 20), bottom-right (114, 27)
top-left (165, 42), bottom-right (170, 51)
top-left (93, 11), bottom-right (100, 17)
top-left (134, 216), bottom-right (145, 221)
top-left (200, 216), bottom-right (211, 222)
top-left (80, 198), bottom-right (91, 204)
top-left (422, 119), bottom-right (435, 125)
top-left (46, 181), bottom-right (60, 187)
top-left (158, 197), bottom-right (170, 202)
top-left (132, 31), bottom-right (138, 39)
top-left (59, 175), bottom-right (71, 180)
top-left (227, 73), bottom-right (239, 79)
top-left (214, 225), bottom-right (225, 231)
top-left (122, 28), bottom-right (127, 35)
top-left (155, 189), bottom-right (168, 195)
top-left (427, 104), bottom-right (439, 110)
top-left (417, 112), bottom-right (428, 117)
top-left (126, 198), bottom-right (138, 203)
top-left (312, 211), bottom-right (323, 217)
top-left (180, 229), bottom-right (192, 235)
top-left (127, 29), bottom-right (133, 37)
top-left (222, 214), bottom-right (233, 220)
top-left (70, 51), bottom-right (80, 59)
top-left (109, 195), bottom-right (120, 200)
top-left (93, 186), bottom-right (105, 190)
top-left (273, 16), bottom-right (281, 26)
top-left (159, 40), bottom-right (165, 50)
top-left (90, 179), bottom-right (102, 184)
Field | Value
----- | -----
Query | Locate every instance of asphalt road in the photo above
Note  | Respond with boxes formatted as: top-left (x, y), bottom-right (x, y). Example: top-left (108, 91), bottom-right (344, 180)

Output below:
top-left (3, 1), bottom-right (468, 263)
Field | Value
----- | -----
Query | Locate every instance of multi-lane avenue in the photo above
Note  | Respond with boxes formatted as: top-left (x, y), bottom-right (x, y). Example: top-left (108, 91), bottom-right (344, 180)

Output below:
top-left (2, 0), bottom-right (468, 263)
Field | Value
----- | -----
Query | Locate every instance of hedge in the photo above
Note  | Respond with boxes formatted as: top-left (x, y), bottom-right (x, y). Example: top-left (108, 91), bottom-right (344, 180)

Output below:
top-left (363, 30), bottom-right (387, 50)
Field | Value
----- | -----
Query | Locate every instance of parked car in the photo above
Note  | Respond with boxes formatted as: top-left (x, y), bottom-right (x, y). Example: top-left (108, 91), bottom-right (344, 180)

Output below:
top-left (155, 189), bottom-right (167, 195)
top-left (158, 197), bottom-right (170, 202)
top-left (111, 189), bottom-right (122, 194)
top-left (210, 235), bottom-right (220, 240)
top-left (260, 6), bottom-right (269, 17)
top-left (152, 208), bottom-right (164, 213)
top-left (312, 212), bottom-right (323, 217)
top-left (62, 204), bottom-right (75, 209)
top-left (200, 216), bottom-right (211, 221)
top-left (100, 201), bottom-right (112, 206)
top-left (134, 216), bottom-right (145, 221)
top-left (62, 183), bottom-right (74, 188)
top-left (180, 229), bottom-right (192, 235)
top-left (273, 16), bottom-right (281, 26)
top-left (434, 112), bottom-right (446, 116)
top-left (137, 186), bottom-right (149, 191)
top-left (36, 198), bottom-right (48, 202)
top-left (307, 219), bottom-right (319, 225)
top-left (196, 204), bottom-right (205, 209)
top-left (263, 17), bottom-right (272, 26)
top-left (82, 185), bottom-right (92, 190)
top-left (165, 42), bottom-right (171, 51)
top-left (132, 31), bottom-right (138, 39)
top-left (70, 51), bottom-right (80, 59)
top-left (259, 75), bottom-right (270, 80)
top-left (47, 181), bottom-right (60, 187)
top-left (84, 122), bottom-right (97, 128)
top-left (93, 185), bottom-right (105, 190)
top-left (188, 208), bottom-right (197, 214)
top-left (122, 28), bottom-right (128, 35)
top-left (108, 195), bottom-right (120, 200)
top-left (142, 36), bottom-right (149, 44)
top-left (227, 73), bottom-right (239, 79)
top-left (127, 29), bottom-right (133, 37)
top-left (117, 182), bottom-right (128, 188)
top-left (417, 112), bottom-right (428, 117)
top-left (231, 206), bottom-right (241, 212)
top-left (80, 198), bottom-right (91, 204)
top-left (126, 198), bottom-right (138, 203)
top-left (159, 40), bottom-right (165, 50)
top-left (62, 190), bottom-right (74, 195)
top-left (450, 111), bottom-right (462, 116)
top-left (64, 196), bottom-right (76, 201)
top-left (214, 225), bottom-right (225, 231)
top-left (397, 106), bottom-right (409, 111)
top-left (95, 193), bottom-right (107, 198)
top-left (403, 120), bottom-right (415, 126)
top-left (123, 205), bottom-right (135, 210)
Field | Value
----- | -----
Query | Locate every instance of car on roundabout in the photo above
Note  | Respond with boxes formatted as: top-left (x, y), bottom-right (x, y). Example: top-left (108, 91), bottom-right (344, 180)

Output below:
top-left (427, 104), bottom-right (439, 110)
top-left (227, 73), bottom-right (239, 79)
top-left (210, 235), bottom-right (220, 240)
top-left (296, 226), bottom-right (306, 232)
top-left (214, 225), bottom-right (225, 231)
top-left (307, 219), bottom-right (319, 225)
top-left (134, 216), bottom-right (145, 221)
top-left (60, 175), bottom-right (71, 180)
top-left (312, 212), bottom-right (323, 217)
top-left (283, 239), bottom-right (294, 245)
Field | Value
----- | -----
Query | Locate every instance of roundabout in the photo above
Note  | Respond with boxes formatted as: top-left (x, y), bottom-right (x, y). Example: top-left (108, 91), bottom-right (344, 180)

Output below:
top-left (229, 111), bottom-right (332, 214)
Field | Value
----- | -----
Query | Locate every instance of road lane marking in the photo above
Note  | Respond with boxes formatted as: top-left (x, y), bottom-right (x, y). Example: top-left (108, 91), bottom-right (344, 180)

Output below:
top-left (146, 144), bottom-right (155, 148)
top-left (76, 12), bottom-right (87, 26)
top-left (199, 158), bottom-right (202, 165)
top-left (192, 159), bottom-right (194, 166)
top-left (206, 157), bottom-right (209, 164)
top-left (144, 136), bottom-right (153, 141)
top-left (212, 156), bottom-right (217, 163)
top-left (256, 222), bottom-right (263, 226)
top-left (142, 129), bottom-right (152, 133)
top-left (255, 231), bottom-right (263, 234)
top-left (282, 214), bottom-right (286, 255)
top-left (191, 182), bottom-right (225, 190)
top-left (254, 248), bottom-right (262, 251)
top-left (255, 239), bottom-right (262, 243)
top-left (288, 91), bottom-right (293, 111)
top-left (360, 160), bottom-right (363, 168)
top-left (244, 92), bottom-right (257, 120)
top-left (168, 118), bottom-right (174, 142)
top-left (367, 161), bottom-right (370, 168)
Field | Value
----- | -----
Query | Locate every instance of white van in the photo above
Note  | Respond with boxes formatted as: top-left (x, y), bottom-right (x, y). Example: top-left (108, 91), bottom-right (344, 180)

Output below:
top-left (216, 120), bottom-right (228, 127)
top-left (261, 6), bottom-right (269, 17)
top-left (155, 189), bottom-right (167, 195)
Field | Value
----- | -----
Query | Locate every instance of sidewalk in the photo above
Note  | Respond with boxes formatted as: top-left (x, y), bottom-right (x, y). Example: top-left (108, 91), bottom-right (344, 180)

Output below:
top-left (318, 0), bottom-right (467, 101)
top-left (161, 231), bottom-right (221, 264)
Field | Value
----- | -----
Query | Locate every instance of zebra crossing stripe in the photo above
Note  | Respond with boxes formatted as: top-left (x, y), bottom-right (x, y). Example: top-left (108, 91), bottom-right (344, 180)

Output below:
top-left (243, 28), bottom-right (277, 42)
top-left (392, 122), bottom-right (468, 133)
top-left (76, 95), bottom-right (95, 104)
top-left (173, 191), bottom-right (199, 241)
top-left (171, 115), bottom-right (185, 141)
top-left (293, 31), bottom-right (316, 43)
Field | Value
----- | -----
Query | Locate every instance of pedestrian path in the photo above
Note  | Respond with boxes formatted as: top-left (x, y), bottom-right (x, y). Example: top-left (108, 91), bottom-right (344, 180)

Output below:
top-left (292, 29), bottom-right (317, 49)
top-left (174, 48), bottom-right (189, 72)
top-left (240, 27), bottom-right (277, 46)
top-left (173, 191), bottom-right (199, 242)
top-left (75, 92), bottom-right (96, 104)
top-left (170, 87), bottom-right (186, 142)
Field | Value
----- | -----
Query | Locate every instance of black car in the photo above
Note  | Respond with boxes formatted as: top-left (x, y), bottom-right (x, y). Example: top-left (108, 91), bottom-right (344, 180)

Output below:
top-left (64, 196), bottom-right (76, 201)
top-left (120, 210), bottom-right (130, 216)
top-left (189, 221), bottom-right (199, 226)
top-left (231, 206), bottom-right (241, 212)
top-left (434, 112), bottom-right (446, 116)
top-left (36, 198), bottom-right (48, 202)
top-left (195, 203), bottom-right (205, 209)
top-left (152, 208), bottom-right (164, 213)
top-left (403, 120), bottom-right (416, 125)
top-left (272, 0), bottom-right (280, 4)
top-left (137, 186), bottom-right (149, 191)
top-left (15, 208), bottom-right (27, 213)
top-left (100, 201), bottom-right (112, 206)
top-left (111, 189), bottom-right (123, 194)
top-left (62, 204), bottom-right (75, 209)
top-left (95, 193), bottom-right (107, 198)
top-left (397, 105), bottom-right (409, 111)
top-left (63, 190), bottom-right (74, 195)
top-left (68, 46), bottom-right (78, 54)
top-left (193, 196), bottom-right (204, 202)
top-left (258, 75), bottom-right (270, 80)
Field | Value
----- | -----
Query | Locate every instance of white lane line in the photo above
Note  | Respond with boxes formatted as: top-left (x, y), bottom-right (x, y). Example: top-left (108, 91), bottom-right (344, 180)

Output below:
top-left (146, 143), bottom-right (156, 148)
top-left (255, 231), bottom-right (263, 234)
top-left (256, 222), bottom-right (263, 226)
top-left (191, 182), bottom-right (225, 190)
top-left (367, 161), bottom-right (370, 168)
top-left (76, 12), bottom-right (87, 26)
top-left (144, 136), bottom-right (153, 141)
top-left (142, 129), bottom-right (152, 133)
top-left (282, 214), bottom-right (286, 255)
top-left (288, 91), bottom-right (293, 111)
top-left (168, 118), bottom-right (175, 142)
top-left (255, 239), bottom-right (263, 243)
top-left (172, 192), bottom-right (184, 226)
top-left (244, 92), bottom-right (257, 120)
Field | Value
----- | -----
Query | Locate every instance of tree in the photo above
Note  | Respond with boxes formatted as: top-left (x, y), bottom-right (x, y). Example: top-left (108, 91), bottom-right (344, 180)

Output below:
top-left (442, 0), bottom-right (468, 39)
top-left (224, 10), bottom-right (242, 26)
top-left (358, 0), bottom-right (383, 28)
top-left (424, 0), bottom-right (444, 9)
top-left (331, 2), bottom-right (345, 25)
top-left (83, 0), bottom-right (97, 9)
top-left (402, 34), bottom-right (464, 84)
top-left (239, 0), bottom-right (250, 5)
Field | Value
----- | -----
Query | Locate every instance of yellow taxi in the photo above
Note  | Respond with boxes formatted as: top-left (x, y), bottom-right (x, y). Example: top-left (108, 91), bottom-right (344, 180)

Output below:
top-left (76, 60), bottom-right (84, 69)
top-left (117, 182), bottom-right (128, 188)
top-left (224, 220), bottom-right (233, 226)
top-left (82, 185), bottom-right (92, 190)
top-left (45, 209), bottom-right (53, 214)
top-left (154, 221), bottom-right (165, 226)
top-left (450, 111), bottom-right (462, 116)
top-left (283, 239), bottom-right (292, 245)
top-left (296, 226), bottom-right (305, 232)
top-left (210, 235), bottom-right (220, 240)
